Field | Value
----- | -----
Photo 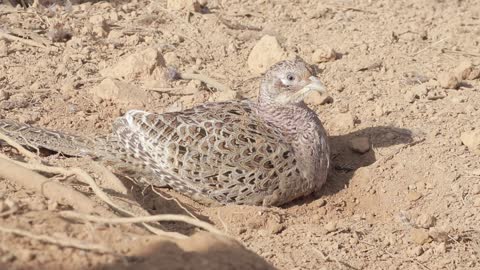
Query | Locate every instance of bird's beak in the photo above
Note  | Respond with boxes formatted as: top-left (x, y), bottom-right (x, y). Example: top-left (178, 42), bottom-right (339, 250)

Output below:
top-left (274, 76), bottom-right (327, 104)
top-left (303, 76), bottom-right (326, 94)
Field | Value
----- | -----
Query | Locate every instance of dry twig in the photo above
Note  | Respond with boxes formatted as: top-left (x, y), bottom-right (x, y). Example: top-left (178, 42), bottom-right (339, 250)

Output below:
top-left (0, 31), bottom-right (47, 49)
top-left (60, 211), bottom-right (225, 236)
top-left (180, 72), bottom-right (233, 93)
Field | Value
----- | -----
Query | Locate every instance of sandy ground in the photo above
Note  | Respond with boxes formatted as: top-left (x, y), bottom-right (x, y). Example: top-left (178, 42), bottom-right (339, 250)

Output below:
top-left (1, 0), bottom-right (480, 269)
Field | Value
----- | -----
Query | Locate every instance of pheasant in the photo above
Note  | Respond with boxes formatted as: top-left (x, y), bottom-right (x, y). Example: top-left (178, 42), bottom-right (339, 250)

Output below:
top-left (0, 57), bottom-right (330, 206)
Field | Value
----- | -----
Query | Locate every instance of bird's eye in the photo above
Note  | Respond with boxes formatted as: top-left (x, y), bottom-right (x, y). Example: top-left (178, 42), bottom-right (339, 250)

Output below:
top-left (286, 74), bottom-right (295, 81)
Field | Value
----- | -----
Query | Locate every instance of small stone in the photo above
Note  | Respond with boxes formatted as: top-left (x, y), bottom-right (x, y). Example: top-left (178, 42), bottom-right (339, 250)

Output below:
top-left (268, 223), bottom-right (285, 235)
top-left (409, 246), bottom-right (424, 256)
top-left (0, 90), bottom-right (9, 101)
top-left (460, 130), bottom-right (480, 155)
top-left (415, 214), bottom-right (436, 229)
top-left (428, 227), bottom-right (450, 242)
top-left (92, 78), bottom-right (148, 105)
top-left (472, 184), bottom-right (480, 195)
top-left (349, 137), bottom-right (371, 154)
top-left (467, 68), bottom-right (480, 80)
top-left (100, 47), bottom-right (167, 81)
top-left (247, 35), bottom-right (286, 74)
top-left (305, 91), bottom-right (333, 106)
top-left (107, 30), bottom-right (124, 40)
top-left (411, 228), bottom-right (431, 245)
top-left (404, 91), bottom-right (417, 103)
top-left (474, 197), bottom-right (480, 207)
top-left (311, 46), bottom-right (337, 63)
top-left (437, 72), bottom-right (460, 89)
top-left (407, 191), bottom-right (422, 201)
top-left (211, 90), bottom-right (238, 102)
top-left (454, 60), bottom-right (473, 80)
top-left (324, 221), bottom-right (337, 233)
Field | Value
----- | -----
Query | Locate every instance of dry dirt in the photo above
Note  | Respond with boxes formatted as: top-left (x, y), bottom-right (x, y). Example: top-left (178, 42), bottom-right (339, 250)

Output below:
top-left (1, 0), bottom-right (480, 269)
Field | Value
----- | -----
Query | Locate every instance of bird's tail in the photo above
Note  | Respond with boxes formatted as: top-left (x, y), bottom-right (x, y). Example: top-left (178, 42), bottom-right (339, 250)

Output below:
top-left (0, 119), bottom-right (106, 157)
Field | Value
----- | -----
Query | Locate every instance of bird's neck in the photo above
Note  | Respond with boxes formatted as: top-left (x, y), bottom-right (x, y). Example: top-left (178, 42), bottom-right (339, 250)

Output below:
top-left (256, 100), bottom-right (320, 140)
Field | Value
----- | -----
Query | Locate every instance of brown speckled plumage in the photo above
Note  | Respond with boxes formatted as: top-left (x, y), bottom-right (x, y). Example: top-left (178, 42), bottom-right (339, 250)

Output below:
top-left (0, 57), bottom-right (330, 206)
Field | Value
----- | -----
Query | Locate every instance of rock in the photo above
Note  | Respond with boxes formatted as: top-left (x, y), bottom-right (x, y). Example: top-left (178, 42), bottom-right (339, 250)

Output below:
top-left (267, 222), bottom-right (285, 235)
top-left (92, 78), bottom-right (148, 105)
top-left (247, 35), bottom-right (286, 74)
top-left (0, 90), bottom-right (9, 101)
top-left (467, 68), bottom-right (480, 80)
top-left (407, 191), bottom-right (422, 202)
top-left (210, 89), bottom-right (238, 102)
top-left (167, 0), bottom-right (203, 12)
top-left (332, 112), bottom-right (355, 130)
top-left (415, 214), bottom-right (436, 229)
top-left (472, 184), bottom-right (480, 195)
top-left (100, 47), bottom-right (167, 81)
top-left (437, 72), bottom-right (460, 89)
top-left (305, 91), bottom-right (333, 106)
top-left (409, 246), bottom-right (424, 257)
top-left (311, 46), bottom-right (337, 63)
top-left (410, 228), bottom-right (431, 245)
top-left (324, 221), bottom-right (337, 233)
top-left (404, 91), bottom-right (417, 103)
top-left (474, 197), bottom-right (480, 207)
top-left (454, 60), bottom-right (473, 80)
top-left (460, 130), bottom-right (480, 155)
top-left (428, 227), bottom-right (450, 242)
top-left (349, 137), bottom-right (371, 154)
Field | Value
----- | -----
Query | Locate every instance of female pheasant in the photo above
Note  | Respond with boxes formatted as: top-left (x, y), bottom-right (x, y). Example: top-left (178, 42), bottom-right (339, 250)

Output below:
top-left (0, 57), bottom-right (330, 206)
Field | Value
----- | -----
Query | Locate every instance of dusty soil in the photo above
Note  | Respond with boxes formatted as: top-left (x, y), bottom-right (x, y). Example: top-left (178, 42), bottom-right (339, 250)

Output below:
top-left (1, 0), bottom-right (480, 269)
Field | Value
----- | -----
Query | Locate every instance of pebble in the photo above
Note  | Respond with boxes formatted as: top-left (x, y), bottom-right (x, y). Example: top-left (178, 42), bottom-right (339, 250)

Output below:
top-left (409, 246), bottom-right (424, 257)
top-left (247, 35), bottom-right (286, 74)
top-left (474, 197), bottom-right (480, 207)
top-left (100, 47), bottom-right (167, 81)
top-left (472, 184), bottom-right (480, 195)
top-left (311, 46), bottom-right (337, 63)
top-left (92, 78), bottom-right (148, 105)
top-left (349, 137), bottom-right (371, 154)
top-left (407, 191), bottom-right (422, 202)
top-left (0, 89), bottom-right (9, 101)
top-left (460, 130), bottom-right (480, 155)
top-left (437, 72), bottom-right (460, 89)
top-left (454, 60), bottom-right (473, 80)
top-left (428, 227), bottom-right (450, 242)
top-left (410, 228), bottom-right (431, 245)
top-left (415, 214), bottom-right (436, 229)
top-left (324, 221), bottom-right (337, 233)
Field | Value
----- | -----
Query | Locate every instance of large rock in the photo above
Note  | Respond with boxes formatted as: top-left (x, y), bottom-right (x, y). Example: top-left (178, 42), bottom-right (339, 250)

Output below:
top-left (460, 130), bottom-right (480, 155)
top-left (92, 78), bottom-right (148, 105)
top-left (100, 48), bottom-right (167, 81)
top-left (247, 35), bottom-right (286, 74)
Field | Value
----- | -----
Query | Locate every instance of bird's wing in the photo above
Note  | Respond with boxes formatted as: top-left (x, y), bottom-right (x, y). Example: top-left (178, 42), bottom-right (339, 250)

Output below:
top-left (111, 101), bottom-right (301, 205)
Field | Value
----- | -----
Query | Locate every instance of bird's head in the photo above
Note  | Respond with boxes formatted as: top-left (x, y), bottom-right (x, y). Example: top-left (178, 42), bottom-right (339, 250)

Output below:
top-left (259, 56), bottom-right (326, 105)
